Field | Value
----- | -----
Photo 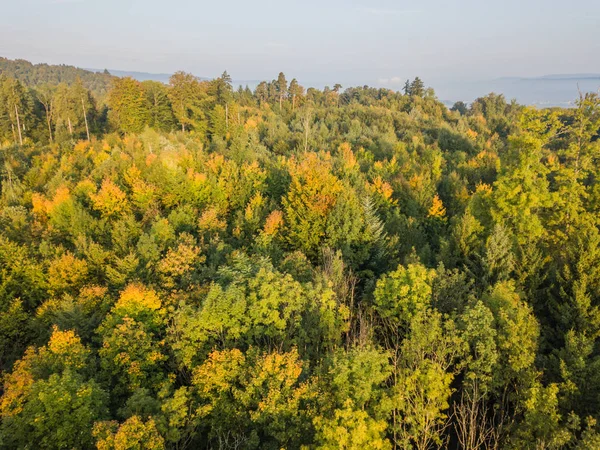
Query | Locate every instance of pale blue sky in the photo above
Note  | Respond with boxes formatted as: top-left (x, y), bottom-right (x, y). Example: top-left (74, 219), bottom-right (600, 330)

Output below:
top-left (1, 0), bottom-right (599, 88)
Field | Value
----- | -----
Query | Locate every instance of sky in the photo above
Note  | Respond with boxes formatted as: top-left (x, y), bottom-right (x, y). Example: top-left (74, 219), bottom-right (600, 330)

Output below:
top-left (1, 0), bottom-right (599, 89)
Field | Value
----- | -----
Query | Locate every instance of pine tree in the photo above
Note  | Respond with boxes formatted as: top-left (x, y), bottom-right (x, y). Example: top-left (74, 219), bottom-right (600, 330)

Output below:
top-left (277, 72), bottom-right (287, 110)
top-left (142, 80), bottom-right (175, 131)
top-left (409, 77), bottom-right (425, 97)
top-left (107, 77), bottom-right (149, 133)
top-left (168, 71), bottom-right (206, 132)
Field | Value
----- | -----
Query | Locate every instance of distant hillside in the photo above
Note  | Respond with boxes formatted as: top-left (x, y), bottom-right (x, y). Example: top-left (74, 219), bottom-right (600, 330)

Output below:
top-left (435, 74), bottom-right (600, 107)
top-left (89, 67), bottom-right (262, 90)
top-left (0, 57), bottom-right (115, 98)
top-left (87, 68), bottom-right (177, 84)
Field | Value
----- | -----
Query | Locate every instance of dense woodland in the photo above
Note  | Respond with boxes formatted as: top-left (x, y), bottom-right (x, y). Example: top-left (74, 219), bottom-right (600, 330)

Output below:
top-left (1, 58), bottom-right (600, 449)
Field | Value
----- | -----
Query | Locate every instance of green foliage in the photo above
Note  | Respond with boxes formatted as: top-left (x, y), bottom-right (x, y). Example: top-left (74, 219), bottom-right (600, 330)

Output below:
top-left (0, 60), bottom-right (599, 448)
top-left (108, 77), bottom-right (150, 133)
top-left (373, 262), bottom-right (435, 326)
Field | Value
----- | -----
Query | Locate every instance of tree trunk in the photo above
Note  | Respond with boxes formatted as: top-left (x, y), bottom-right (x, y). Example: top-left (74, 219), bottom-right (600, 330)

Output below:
top-left (81, 97), bottom-right (90, 141)
top-left (68, 117), bottom-right (73, 136)
top-left (302, 111), bottom-right (311, 152)
top-left (15, 105), bottom-right (23, 145)
top-left (45, 103), bottom-right (53, 143)
top-left (225, 103), bottom-right (229, 131)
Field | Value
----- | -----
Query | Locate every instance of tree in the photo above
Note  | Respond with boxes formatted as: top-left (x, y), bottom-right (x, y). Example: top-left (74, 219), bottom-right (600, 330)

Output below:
top-left (35, 83), bottom-right (56, 143)
top-left (492, 116), bottom-right (554, 246)
top-left (313, 402), bottom-right (391, 450)
top-left (192, 348), bottom-right (313, 448)
top-left (107, 77), bottom-right (149, 133)
top-left (90, 178), bottom-right (130, 219)
top-left (277, 72), bottom-right (288, 109)
top-left (282, 153), bottom-right (343, 258)
top-left (142, 80), bottom-right (175, 131)
top-left (451, 101), bottom-right (468, 115)
top-left (168, 71), bottom-right (206, 132)
top-left (2, 370), bottom-right (108, 449)
top-left (172, 255), bottom-right (346, 366)
top-left (392, 310), bottom-right (464, 450)
top-left (409, 77), bottom-right (425, 97)
top-left (98, 284), bottom-right (167, 395)
top-left (255, 81), bottom-right (268, 104)
top-left (289, 78), bottom-right (304, 110)
top-left (209, 104), bottom-right (227, 140)
top-left (373, 262), bottom-right (436, 327)
top-left (454, 301), bottom-right (501, 450)
top-left (0, 76), bottom-right (33, 145)
top-left (71, 78), bottom-right (94, 140)
top-left (403, 79), bottom-right (411, 95)
top-left (93, 416), bottom-right (165, 450)
top-left (211, 70), bottom-right (233, 106)
top-left (0, 328), bottom-right (108, 449)
top-left (51, 79), bottom-right (97, 141)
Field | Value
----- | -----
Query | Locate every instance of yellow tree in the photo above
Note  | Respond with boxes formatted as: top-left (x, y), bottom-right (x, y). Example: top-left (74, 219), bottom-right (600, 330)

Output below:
top-left (283, 153), bottom-right (343, 258)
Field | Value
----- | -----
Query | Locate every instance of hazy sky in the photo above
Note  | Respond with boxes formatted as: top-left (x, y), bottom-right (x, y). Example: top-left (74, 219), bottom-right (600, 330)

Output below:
top-left (1, 0), bottom-right (599, 88)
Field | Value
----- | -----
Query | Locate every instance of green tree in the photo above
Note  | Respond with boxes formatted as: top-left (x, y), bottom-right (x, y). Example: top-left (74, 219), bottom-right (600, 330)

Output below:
top-left (289, 78), bottom-right (304, 110)
top-left (211, 70), bottom-right (233, 105)
top-left (107, 77), bottom-right (149, 133)
top-left (409, 77), bottom-right (425, 97)
top-left (142, 80), bottom-right (175, 131)
top-left (168, 71), bottom-right (206, 133)
top-left (0, 76), bottom-right (34, 145)
top-left (277, 72), bottom-right (288, 109)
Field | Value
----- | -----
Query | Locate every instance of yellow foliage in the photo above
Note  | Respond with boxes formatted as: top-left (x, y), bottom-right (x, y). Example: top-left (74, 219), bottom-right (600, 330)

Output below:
top-left (0, 350), bottom-right (35, 417)
top-left (77, 285), bottom-right (108, 313)
top-left (287, 153), bottom-right (343, 215)
top-left (157, 238), bottom-right (203, 288)
top-left (90, 179), bottom-right (129, 218)
top-left (263, 210), bottom-right (284, 236)
top-left (115, 284), bottom-right (162, 313)
top-left (123, 165), bottom-right (142, 186)
top-left (193, 349), bottom-right (245, 394)
top-left (466, 128), bottom-right (478, 140)
top-left (131, 180), bottom-right (157, 211)
top-left (94, 416), bottom-right (165, 450)
top-left (409, 174), bottom-right (424, 191)
top-left (338, 142), bottom-right (357, 170)
top-left (74, 140), bottom-right (90, 153)
top-left (145, 153), bottom-right (157, 166)
top-left (43, 326), bottom-right (89, 370)
top-left (198, 207), bottom-right (226, 233)
top-left (74, 179), bottom-right (97, 198)
top-left (244, 117), bottom-right (259, 130)
top-left (475, 182), bottom-right (493, 194)
top-left (1, 327), bottom-right (90, 418)
top-left (368, 176), bottom-right (395, 203)
top-left (205, 153), bottom-right (226, 175)
top-left (32, 186), bottom-right (71, 218)
top-left (47, 253), bottom-right (89, 294)
top-left (428, 194), bottom-right (446, 218)
top-left (36, 298), bottom-right (63, 318)
top-left (244, 192), bottom-right (265, 221)
top-left (187, 169), bottom-right (207, 184)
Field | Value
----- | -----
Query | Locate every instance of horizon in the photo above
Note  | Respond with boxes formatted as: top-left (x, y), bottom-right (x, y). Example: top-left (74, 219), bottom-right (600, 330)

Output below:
top-left (2, 0), bottom-right (599, 90)
top-left (4, 54), bottom-right (599, 107)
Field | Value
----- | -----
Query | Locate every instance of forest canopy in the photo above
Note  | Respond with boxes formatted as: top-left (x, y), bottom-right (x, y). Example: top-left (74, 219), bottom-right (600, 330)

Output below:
top-left (1, 58), bottom-right (600, 449)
